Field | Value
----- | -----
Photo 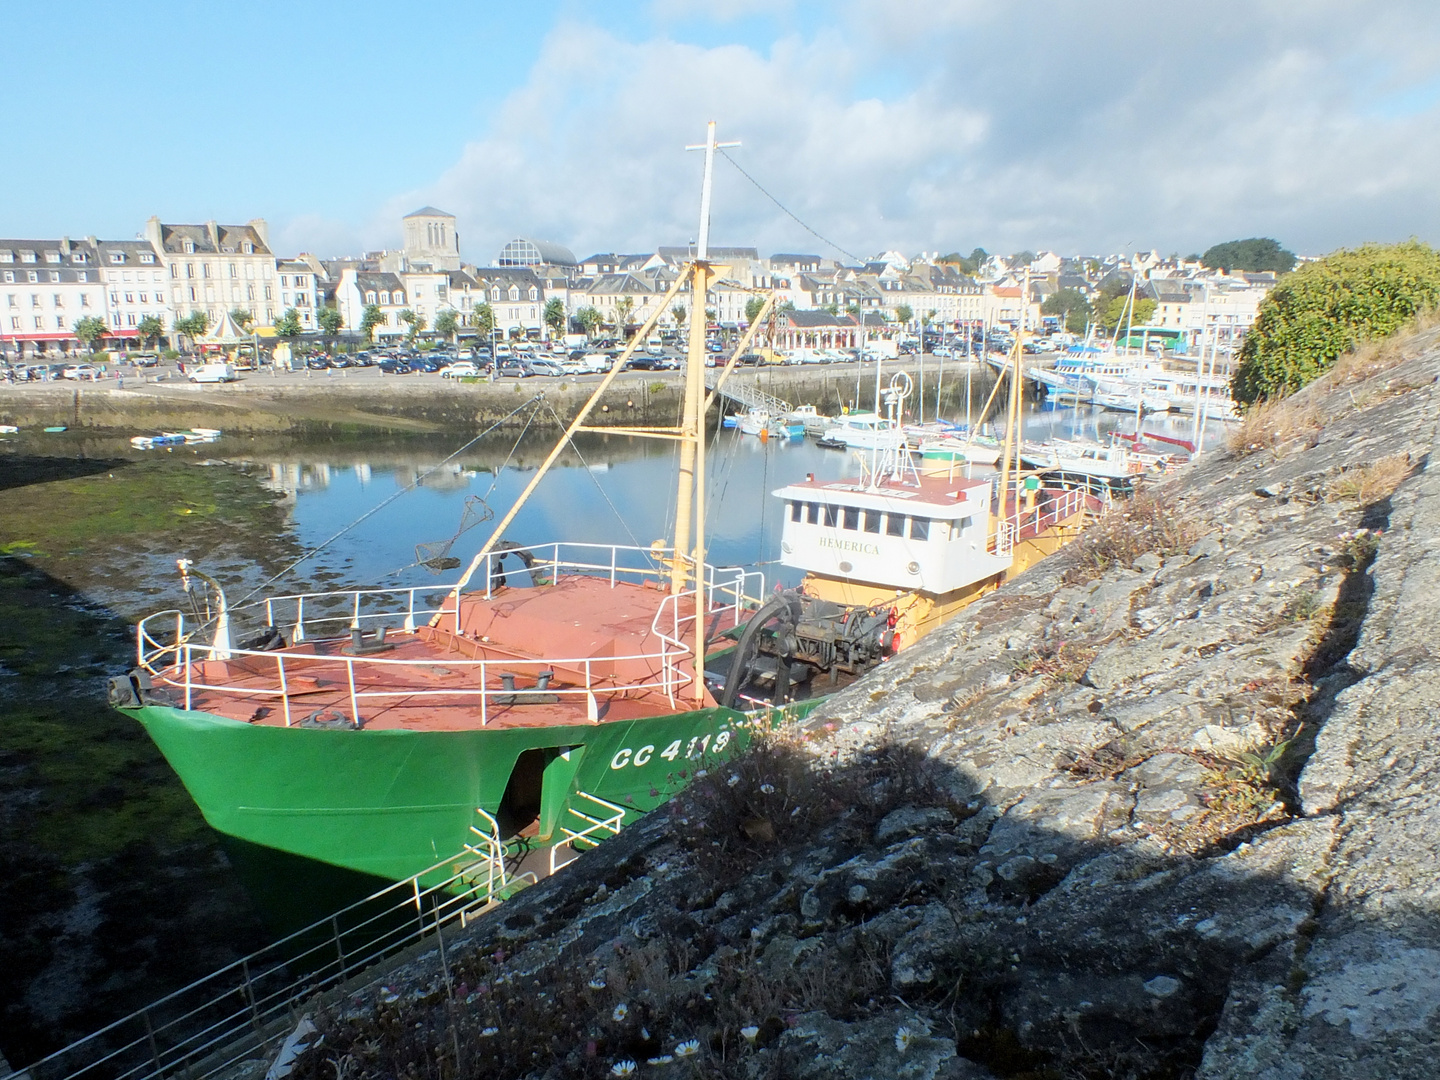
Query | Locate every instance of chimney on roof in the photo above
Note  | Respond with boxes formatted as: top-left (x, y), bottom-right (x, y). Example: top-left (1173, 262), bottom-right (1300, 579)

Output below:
top-left (206, 221), bottom-right (220, 251)
top-left (60, 237), bottom-right (71, 256)
top-left (248, 219), bottom-right (269, 248)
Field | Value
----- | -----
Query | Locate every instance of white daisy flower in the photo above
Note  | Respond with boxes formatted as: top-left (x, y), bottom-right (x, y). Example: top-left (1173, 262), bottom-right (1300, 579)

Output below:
top-left (378, 987), bottom-right (399, 1004)
top-left (741, 1025), bottom-right (759, 1043)
top-left (588, 977), bottom-right (607, 990)
top-left (479, 1027), bottom-right (498, 1038)
top-left (611, 1061), bottom-right (636, 1077)
top-left (759, 784), bottom-right (775, 794)
top-left (646, 1055), bottom-right (674, 1065)
top-left (895, 1026), bottom-right (913, 1053)
top-left (675, 1039), bottom-right (700, 1057)
top-left (612, 1003), bottom-right (628, 1022)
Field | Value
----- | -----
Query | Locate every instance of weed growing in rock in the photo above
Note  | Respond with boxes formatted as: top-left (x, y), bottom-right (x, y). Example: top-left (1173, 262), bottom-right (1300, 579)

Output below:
top-left (1010, 641), bottom-right (1098, 684)
top-left (1336, 528), bottom-right (1383, 571)
top-left (1059, 736), bottom-right (1149, 781)
top-left (1060, 491), bottom-right (1202, 584)
top-left (1225, 395), bottom-right (1323, 458)
top-left (1325, 455), bottom-right (1414, 504)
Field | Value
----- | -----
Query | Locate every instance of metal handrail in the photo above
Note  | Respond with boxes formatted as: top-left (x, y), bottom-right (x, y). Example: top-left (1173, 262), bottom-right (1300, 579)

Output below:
top-left (138, 542), bottom-right (760, 660)
top-left (135, 548), bottom-right (767, 725)
top-left (15, 847), bottom-right (529, 1080)
top-left (147, 640), bottom-right (697, 726)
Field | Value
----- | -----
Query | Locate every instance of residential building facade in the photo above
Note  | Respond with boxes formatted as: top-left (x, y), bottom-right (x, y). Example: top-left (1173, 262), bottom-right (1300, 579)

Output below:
top-left (0, 237), bottom-right (106, 356)
top-left (145, 217), bottom-right (277, 329)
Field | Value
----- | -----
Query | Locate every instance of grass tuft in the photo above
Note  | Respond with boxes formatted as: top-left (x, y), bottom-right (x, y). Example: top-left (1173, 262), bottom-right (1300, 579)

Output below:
top-left (1225, 396), bottom-right (1323, 459)
top-left (1060, 491), bottom-right (1202, 584)
top-left (1324, 454), bottom-right (1414, 505)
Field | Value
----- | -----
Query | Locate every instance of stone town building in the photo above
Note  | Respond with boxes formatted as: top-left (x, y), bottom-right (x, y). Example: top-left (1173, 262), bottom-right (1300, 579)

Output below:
top-left (0, 237), bottom-right (106, 357)
top-left (335, 269), bottom-right (409, 340)
top-left (471, 267), bottom-right (547, 340)
top-left (276, 258), bottom-right (322, 331)
top-left (93, 238), bottom-right (169, 341)
top-left (145, 217), bottom-right (277, 329)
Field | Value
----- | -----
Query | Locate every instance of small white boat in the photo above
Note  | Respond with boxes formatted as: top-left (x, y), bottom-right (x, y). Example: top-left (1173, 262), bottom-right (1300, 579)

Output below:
top-left (1021, 438), bottom-right (1148, 480)
top-left (190, 427), bottom-right (222, 438)
top-left (820, 411), bottom-right (909, 451)
top-left (918, 435), bottom-right (1002, 468)
top-left (738, 411), bottom-right (768, 436)
top-left (0, 425), bottom-right (18, 434)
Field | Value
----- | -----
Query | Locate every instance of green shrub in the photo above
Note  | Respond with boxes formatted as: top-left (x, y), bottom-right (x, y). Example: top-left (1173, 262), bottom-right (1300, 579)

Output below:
top-left (1232, 241), bottom-right (1440, 404)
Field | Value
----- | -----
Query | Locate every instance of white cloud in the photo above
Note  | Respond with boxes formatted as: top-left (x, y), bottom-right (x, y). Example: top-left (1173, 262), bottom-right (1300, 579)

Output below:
top-left (281, 1), bottom-right (1440, 261)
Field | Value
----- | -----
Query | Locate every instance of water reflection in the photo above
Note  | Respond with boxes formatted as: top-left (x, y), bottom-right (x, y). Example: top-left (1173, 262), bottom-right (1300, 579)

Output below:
top-left (246, 397), bottom-right (1227, 596)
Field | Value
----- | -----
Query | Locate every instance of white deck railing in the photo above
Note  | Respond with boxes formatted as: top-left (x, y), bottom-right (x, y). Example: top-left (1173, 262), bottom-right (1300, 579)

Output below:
top-left (987, 484), bottom-right (1087, 557)
top-left (135, 543), bottom-right (766, 724)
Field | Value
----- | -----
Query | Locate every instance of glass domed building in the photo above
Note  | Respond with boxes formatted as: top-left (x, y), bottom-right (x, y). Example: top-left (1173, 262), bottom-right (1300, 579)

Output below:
top-left (496, 238), bottom-right (578, 268)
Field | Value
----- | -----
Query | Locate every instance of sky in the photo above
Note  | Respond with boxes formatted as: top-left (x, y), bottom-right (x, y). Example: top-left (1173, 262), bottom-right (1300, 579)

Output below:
top-left (4, 0), bottom-right (1440, 264)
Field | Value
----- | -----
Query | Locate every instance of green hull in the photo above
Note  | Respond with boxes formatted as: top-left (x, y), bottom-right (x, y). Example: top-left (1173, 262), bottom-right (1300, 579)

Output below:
top-left (124, 701), bottom-right (794, 883)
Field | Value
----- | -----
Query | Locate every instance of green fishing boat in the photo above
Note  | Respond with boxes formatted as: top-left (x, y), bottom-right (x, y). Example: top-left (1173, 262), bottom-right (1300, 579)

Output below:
top-left (110, 124), bottom-right (823, 891)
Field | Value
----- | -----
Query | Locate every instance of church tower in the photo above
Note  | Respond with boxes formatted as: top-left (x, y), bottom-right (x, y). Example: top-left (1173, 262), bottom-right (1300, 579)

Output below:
top-left (401, 207), bottom-right (460, 271)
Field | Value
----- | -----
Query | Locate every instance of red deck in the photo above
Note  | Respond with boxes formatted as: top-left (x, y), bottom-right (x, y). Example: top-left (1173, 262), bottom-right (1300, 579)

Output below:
top-left (160, 577), bottom-right (726, 731)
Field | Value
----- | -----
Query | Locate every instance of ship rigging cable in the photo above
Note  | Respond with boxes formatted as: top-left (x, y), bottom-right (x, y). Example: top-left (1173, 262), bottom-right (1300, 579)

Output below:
top-left (718, 148), bottom-right (865, 266)
top-left (541, 397), bottom-right (645, 553)
top-left (230, 394), bottom-right (549, 609)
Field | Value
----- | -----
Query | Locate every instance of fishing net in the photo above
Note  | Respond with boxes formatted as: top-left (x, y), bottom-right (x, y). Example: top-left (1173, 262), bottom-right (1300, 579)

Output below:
top-left (416, 494), bottom-right (494, 573)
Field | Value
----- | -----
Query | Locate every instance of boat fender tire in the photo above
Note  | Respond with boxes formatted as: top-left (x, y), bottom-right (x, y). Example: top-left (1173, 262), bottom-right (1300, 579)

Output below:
top-left (491, 540), bottom-right (538, 589)
top-left (239, 625), bottom-right (287, 652)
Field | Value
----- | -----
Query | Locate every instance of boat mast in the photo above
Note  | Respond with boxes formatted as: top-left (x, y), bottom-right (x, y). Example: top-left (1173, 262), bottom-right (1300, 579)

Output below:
top-left (996, 269), bottom-right (1029, 526)
top-left (676, 121), bottom-right (737, 702)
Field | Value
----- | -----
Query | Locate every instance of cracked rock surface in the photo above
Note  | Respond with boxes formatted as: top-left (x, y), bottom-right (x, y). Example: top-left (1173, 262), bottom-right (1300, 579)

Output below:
top-left (289, 335), bottom-right (1440, 1079)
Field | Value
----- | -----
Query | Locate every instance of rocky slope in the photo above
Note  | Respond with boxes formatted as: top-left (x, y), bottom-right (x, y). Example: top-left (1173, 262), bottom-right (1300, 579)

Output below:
top-left (288, 328), bottom-right (1440, 1079)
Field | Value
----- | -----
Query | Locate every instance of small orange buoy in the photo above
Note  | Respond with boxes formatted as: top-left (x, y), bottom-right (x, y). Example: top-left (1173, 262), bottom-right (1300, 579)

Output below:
top-left (759, 427), bottom-right (769, 442)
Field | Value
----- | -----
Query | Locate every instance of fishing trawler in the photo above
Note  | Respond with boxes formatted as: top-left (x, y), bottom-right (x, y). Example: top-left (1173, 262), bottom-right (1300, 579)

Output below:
top-left (109, 124), bottom-right (800, 888)
top-left (717, 314), bottom-right (1097, 706)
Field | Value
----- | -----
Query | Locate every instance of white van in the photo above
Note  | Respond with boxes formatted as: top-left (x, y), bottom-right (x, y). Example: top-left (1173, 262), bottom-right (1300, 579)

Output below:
top-left (189, 362), bottom-right (238, 384)
top-left (645, 335), bottom-right (665, 356)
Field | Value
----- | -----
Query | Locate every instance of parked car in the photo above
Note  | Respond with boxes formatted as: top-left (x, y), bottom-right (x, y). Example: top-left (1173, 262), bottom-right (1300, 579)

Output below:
top-left (496, 358), bottom-right (529, 377)
top-left (525, 358), bottom-right (564, 377)
top-left (410, 356), bottom-right (441, 373)
top-left (61, 364), bottom-right (100, 380)
top-left (440, 361), bottom-right (480, 379)
top-left (377, 359), bottom-right (412, 375)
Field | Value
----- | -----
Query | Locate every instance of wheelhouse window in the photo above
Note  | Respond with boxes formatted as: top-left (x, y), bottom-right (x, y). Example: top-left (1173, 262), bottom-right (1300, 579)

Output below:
top-left (806, 502), bottom-right (820, 524)
top-left (886, 513), bottom-right (905, 537)
top-left (863, 509), bottom-right (881, 533)
top-left (789, 500), bottom-right (802, 522)
top-left (822, 504), bottom-right (839, 528)
top-left (910, 517), bottom-right (931, 541)
top-left (843, 506), bottom-right (860, 530)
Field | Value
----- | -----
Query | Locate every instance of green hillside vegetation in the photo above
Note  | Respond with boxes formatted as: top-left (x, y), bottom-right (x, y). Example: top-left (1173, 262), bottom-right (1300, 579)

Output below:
top-left (1202, 237), bottom-right (1297, 274)
top-left (1232, 241), bottom-right (1440, 404)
